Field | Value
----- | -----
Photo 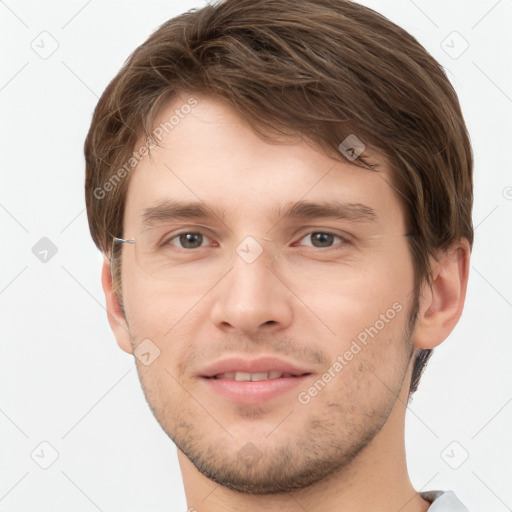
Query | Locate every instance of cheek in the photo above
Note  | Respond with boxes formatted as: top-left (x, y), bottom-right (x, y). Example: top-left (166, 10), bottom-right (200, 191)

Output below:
top-left (122, 273), bottom-right (207, 403)
top-left (291, 242), bottom-right (414, 393)
top-left (301, 306), bottom-right (412, 422)
top-left (121, 259), bottom-right (194, 342)
top-left (293, 254), bottom-right (412, 342)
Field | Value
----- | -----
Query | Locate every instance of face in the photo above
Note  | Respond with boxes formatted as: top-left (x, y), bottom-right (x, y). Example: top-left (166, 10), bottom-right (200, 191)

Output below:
top-left (115, 93), bottom-right (418, 493)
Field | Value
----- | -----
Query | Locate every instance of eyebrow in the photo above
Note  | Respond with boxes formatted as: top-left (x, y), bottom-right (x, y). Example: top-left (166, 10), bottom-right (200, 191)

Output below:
top-left (274, 200), bottom-right (378, 223)
top-left (140, 199), bottom-right (378, 229)
top-left (140, 200), bottom-right (226, 228)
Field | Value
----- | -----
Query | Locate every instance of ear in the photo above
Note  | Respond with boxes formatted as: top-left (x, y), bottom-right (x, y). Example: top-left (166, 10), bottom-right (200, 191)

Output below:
top-left (413, 239), bottom-right (471, 350)
top-left (101, 257), bottom-right (133, 354)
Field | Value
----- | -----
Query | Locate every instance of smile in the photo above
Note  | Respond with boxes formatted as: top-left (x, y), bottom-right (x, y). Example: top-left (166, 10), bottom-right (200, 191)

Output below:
top-left (211, 371), bottom-right (308, 381)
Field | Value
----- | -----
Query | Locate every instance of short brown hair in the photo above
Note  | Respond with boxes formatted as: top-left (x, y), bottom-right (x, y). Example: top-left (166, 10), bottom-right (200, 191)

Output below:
top-left (84, 0), bottom-right (473, 395)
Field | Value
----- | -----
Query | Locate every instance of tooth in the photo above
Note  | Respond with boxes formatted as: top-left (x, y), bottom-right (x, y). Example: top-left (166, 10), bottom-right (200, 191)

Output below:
top-left (234, 371), bottom-right (252, 381)
top-left (251, 372), bottom-right (269, 381)
top-left (268, 370), bottom-right (284, 379)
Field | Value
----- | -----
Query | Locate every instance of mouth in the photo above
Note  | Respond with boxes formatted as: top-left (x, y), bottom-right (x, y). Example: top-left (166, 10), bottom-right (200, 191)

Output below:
top-left (199, 355), bottom-right (313, 379)
top-left (198, 355), bottom-right (314, 404)
top-left (208, 371), bottom-right (311, 381)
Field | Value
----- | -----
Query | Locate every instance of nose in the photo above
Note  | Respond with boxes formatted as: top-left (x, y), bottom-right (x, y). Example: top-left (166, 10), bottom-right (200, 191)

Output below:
top-left (209, 236), bottom-right (293, 334)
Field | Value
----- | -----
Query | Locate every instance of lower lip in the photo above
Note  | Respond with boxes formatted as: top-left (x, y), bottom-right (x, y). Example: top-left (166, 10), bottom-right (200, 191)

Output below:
top-left (201, 375), bottom-right (311, 404)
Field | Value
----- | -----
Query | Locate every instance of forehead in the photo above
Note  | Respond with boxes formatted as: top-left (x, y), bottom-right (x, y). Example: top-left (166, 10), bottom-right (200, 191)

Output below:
top-left (123, 94), bottom-right (405, 232)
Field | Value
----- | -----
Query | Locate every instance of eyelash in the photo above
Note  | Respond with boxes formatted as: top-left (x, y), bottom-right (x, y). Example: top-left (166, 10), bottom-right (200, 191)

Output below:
top-left (165, 231), bottom-right (351, 250)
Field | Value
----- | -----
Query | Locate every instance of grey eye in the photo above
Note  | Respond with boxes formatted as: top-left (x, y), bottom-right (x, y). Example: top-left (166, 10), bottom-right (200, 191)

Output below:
top-left (299, 232), bottom-right (342, 248)
top-left (170, 232), bottom-right (209, 249)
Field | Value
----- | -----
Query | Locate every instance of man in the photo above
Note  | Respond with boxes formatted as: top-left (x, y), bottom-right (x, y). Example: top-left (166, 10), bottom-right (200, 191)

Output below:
top-left (84, 0), bottom-right (473, 510)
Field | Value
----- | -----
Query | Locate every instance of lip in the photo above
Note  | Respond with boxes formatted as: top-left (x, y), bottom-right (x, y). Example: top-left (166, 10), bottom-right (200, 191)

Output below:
top-left (198, 355), bottom-right (313, 405)
top-left (198, 355), bottom-right (312, 378)
top-left (201, 374), bottom-right (312, 404)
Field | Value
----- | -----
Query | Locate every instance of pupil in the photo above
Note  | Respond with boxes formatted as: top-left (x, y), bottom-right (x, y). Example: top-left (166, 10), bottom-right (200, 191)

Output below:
top-left (312, 232), bottom-right (333, 247)
top-left (180, 233), bottom-right (202, 248)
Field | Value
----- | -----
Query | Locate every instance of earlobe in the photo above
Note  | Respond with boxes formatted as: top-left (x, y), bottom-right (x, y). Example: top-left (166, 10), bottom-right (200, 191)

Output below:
top-left (101, 258), bottom-right (133, 354)
top-left (413, 240), bottom-right (471, 350)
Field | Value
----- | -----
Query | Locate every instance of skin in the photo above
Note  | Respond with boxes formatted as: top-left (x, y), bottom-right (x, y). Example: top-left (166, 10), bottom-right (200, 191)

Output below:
top-left (101, 93), bottom-right (470, 512)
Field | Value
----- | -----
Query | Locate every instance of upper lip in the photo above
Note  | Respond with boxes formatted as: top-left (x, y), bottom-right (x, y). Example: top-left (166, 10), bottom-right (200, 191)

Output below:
top-left (199, 356), bottom-right (313, 378)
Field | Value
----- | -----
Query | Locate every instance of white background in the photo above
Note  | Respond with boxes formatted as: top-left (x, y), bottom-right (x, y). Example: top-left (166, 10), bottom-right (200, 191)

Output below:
top-left (1, 0), bottom-right (511, 510)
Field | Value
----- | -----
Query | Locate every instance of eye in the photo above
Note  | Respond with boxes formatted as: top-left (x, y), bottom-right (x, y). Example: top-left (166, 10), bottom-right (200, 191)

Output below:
top-left (167, 232), bottom-right (213, 249)
top-left (297, 232), bottom-right (347, 248)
